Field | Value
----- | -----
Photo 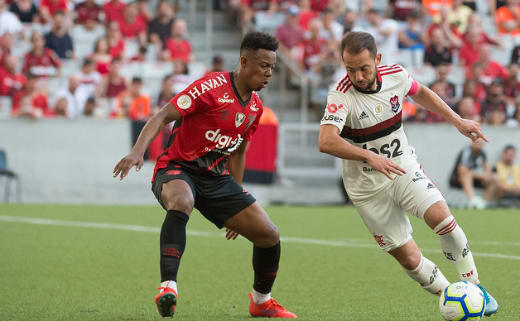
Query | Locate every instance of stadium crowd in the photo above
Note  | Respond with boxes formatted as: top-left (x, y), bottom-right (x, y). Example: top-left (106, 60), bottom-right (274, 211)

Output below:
top-left (0, 0), bottom-right (203, 119)
top-left (0, 0), bottom-right (518, 126)
top-left (232, 0), bottom-right (520, 126)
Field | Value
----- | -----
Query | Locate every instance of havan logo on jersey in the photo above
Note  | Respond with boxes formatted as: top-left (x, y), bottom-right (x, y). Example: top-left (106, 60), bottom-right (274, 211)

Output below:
top-left (390, 95), bottom-right (400, 113)
top-left (188, 74), bottom-right (228, 99)
top-left (205, 128), bottom-right (244, 153)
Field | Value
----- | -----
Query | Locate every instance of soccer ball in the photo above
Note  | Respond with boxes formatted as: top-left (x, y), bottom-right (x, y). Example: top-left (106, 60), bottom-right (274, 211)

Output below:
top-left (439, 281), bottom-right (486, 321)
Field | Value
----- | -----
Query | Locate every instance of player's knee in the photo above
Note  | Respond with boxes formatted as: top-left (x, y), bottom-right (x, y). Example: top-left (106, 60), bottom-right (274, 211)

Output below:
top-left (400, 252), bottom-right (422, 271)
top-left (164, 195), bottom-right (194, 214)
top-left (256, 224), bottom-right (280, 247)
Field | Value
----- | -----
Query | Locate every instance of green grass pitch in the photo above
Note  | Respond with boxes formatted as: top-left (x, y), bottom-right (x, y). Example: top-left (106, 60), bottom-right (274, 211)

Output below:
top-left (0, 204), bottom-right (518, 320)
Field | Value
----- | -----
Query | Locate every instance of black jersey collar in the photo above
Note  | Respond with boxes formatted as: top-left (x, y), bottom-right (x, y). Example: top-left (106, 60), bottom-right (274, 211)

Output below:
top-left (229, 71), bottom-right (252, 107)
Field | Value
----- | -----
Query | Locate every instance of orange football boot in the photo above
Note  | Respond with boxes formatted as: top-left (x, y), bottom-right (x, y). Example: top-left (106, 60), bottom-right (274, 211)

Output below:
top-left (155, 287), bottom-right (177, 317)
top-left (249, 293), bottom-right (297, 318)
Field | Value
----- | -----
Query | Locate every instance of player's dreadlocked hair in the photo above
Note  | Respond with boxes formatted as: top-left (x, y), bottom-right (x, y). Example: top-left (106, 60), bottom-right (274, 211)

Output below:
top-left (240, 31), bottom-right (278, 54)
top-left (340, 32), bottom-right (377, 58)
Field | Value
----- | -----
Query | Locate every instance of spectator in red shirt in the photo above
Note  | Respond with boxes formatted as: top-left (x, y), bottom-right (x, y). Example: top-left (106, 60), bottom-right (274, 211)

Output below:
top-left (455, 96), bottom-right (481, 122)
top-left (39, 0), bottom-right (70, 24)
top-left (459, 28), bottom-right (482, 68)
top-left (117, 2), bottom-right (147, 45)
top-left (0, 31), bottom-right (13, 66)
top-left (276, 5), bottom-right (305, 57)
top-left (22, 31), bottom-right (61, 78)
top-left (427, 5), bottom-right (462, 48)
top-left (11, 73), bottom-right (50, 118)
top-left (387, 0), bottom-right (421, 22)
top-left (90, 37), bottom-right (112, 75)
top-left (299, 18), bottom-right (327, 72)
top-left (136, 0), bottom-right (153, 23)
top-left (163, 19), bottom-right (194, 63)
top-left (298, 0), bottom-right (319, 30)
top-left (504, 63), bottom-right (520, 104)
top-left (496, 0), bottom-right (520, 35)
top-left (100, 57), bottom-right (127, 98)
top-left (0, 54), bottom-right (25, 97)
top-left (75, 0), bottom-right (102, 31)
top-left (106, 21), bottom-right (125, 59)
top-left (466, 44), bottom-right (509, 84)
top-left (103, 0), bottom-right (125, 24)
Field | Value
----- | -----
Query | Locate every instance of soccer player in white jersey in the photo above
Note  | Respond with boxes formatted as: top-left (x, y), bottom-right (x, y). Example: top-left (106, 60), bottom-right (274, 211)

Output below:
top-left (318, 32), bottom-right (498, 315)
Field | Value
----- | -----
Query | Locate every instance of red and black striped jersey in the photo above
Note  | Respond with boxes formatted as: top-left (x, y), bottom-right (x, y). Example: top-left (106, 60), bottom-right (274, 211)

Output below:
top-left (153, 71), bottom-right (263, 179)
top-left (320, 64), bottom-right (420, 200)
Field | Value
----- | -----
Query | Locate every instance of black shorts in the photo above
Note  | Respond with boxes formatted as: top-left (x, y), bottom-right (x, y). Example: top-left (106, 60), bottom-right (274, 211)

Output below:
top-left (449, 176), bottom-right (485, 189)
top-left (152, 163), bottom-right (256, 228)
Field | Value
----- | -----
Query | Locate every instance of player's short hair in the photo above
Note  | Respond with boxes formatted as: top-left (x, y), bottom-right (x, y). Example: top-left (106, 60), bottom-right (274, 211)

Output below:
top-left (340, 32), bottom-right (377, 58)
top-left (240, 31), bottom-right (278, 55)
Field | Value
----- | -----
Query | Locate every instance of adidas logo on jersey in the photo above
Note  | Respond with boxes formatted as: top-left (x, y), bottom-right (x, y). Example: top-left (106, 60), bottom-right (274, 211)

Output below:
top-left (358, 111), bottom-right (369, 120)
top-left (427, 183), bottom-right (435, 189)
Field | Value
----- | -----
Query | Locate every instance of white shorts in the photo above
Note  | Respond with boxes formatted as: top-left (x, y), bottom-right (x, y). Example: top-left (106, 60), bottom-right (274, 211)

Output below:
top-left (351, 162), bottom-right (445, 252)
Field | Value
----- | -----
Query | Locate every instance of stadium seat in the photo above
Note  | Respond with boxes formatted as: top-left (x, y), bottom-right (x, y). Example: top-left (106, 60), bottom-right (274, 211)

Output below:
top-left (123, 40), bottom-right (140, 60)
top-left (0, 149), bottom-right (21, 203)
top-left (71, 25), bottom-right (105, 44)
top-left (142, 62), bottom-right (173, 79)
top-left (254, 12), bottom-right (285, 34)
top-left (0, 97), bottom-right (12, 119)
top-left (188, 62), bottom-right (207, 78)
top-left (120, 62), bottom-right (144, 79)
top-left (410, 65), bottom-right (436, 85)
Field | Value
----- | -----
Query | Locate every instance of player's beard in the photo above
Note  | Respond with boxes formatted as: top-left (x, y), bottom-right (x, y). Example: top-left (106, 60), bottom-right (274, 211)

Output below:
top-left (352, 70), bottom-right (378, 93)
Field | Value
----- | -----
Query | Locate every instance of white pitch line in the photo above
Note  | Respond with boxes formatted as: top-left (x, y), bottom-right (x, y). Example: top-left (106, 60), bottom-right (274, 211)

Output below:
top-left (1, 215), bottom-right (519, 261)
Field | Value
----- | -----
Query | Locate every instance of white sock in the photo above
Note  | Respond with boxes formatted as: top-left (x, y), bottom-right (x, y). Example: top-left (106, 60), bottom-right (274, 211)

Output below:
top-left (405, 256), bottom-right (450, 295)
top-left (160, 280), bottom-right (178, 294)
top-left (434, 216), bottom-right (479, 284)
top-left (251, 289), bottom-right (271, 304)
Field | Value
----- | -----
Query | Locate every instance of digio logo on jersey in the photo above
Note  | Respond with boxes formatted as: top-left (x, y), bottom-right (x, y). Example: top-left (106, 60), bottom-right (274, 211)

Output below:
top-left (205, 129), bottom-right (243, 151)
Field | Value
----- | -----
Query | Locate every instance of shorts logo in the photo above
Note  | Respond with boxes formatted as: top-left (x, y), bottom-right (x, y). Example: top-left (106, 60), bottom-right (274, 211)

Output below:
top-left (427, 183), bottom-right (435, 189)
top-left (358, 111), bottom-right (369, 120)
top-left (412, 171), bottom-right (427, 182)
top-left (166, 170), bottom-right (181, 176)
top-left (374, 234), bottom-right (386, 247)
top-left (390, 95), bottom-right (400, 113)
top-left (177, 94), bottom-right (192, 109)
top-left (218, 93), bottom-right (235, 104)
top-left (235, 112), bottom-right (246, 127)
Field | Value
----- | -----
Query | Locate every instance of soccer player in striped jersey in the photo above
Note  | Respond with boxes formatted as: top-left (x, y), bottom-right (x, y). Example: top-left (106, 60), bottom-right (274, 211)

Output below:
top-left (318, 31), bottom-right (498, 315)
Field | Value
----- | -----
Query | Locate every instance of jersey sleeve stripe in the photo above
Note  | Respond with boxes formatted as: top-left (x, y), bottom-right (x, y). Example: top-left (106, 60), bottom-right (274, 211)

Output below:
top-left (338, 80), bottom-right (351, 92)
top-left (379, 69), bottom-right (403, 76)
top-left (339, 111), bottom-right (402, 143)
top-left (336, 76), bottom-right (350, 91)
top-left (340, 83), bottom-right (352, 93)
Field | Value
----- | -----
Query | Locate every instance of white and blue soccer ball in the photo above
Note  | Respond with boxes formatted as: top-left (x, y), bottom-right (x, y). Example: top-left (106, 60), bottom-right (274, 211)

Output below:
top-left (439, 281), bottom-right (486, 321)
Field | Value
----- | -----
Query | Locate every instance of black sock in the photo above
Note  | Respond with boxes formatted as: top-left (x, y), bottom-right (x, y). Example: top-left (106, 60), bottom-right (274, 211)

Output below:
top-left (160, 210), bottom-right (189, 282)
top-left (252, 242), bottom-right (280, 294)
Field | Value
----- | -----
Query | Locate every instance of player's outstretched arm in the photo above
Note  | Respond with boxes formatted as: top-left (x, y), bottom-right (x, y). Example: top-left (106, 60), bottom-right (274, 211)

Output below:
top-left (113, 103), bottom-right (181, 180)
top-left (318, 124), bottom-right (406, 179)
top-left (410, 84), bottom-right (488, 142)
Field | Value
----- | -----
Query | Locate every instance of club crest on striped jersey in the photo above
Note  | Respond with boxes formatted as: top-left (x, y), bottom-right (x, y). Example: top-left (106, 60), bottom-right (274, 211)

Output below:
top-left (374, 104), bottom-right (383, 115)
top-left (390, 95), bottom-right (400, 113)
top-left (235, 112), bottom-right (246, 127)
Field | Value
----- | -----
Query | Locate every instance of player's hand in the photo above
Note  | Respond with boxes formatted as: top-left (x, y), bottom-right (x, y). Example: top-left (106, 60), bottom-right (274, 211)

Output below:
top-left (455, 118), bottom-right (489, 142)
top-left (366, 153), bottom-right (406, 180)
top-left (225, 228), bottom-right (239, 240)
top-left (113, 152), bottom-right (144, 180)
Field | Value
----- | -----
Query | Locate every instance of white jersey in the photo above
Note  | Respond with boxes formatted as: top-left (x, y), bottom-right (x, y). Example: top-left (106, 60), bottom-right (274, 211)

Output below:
top-left (320, 64), bottom-right (419, 201)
